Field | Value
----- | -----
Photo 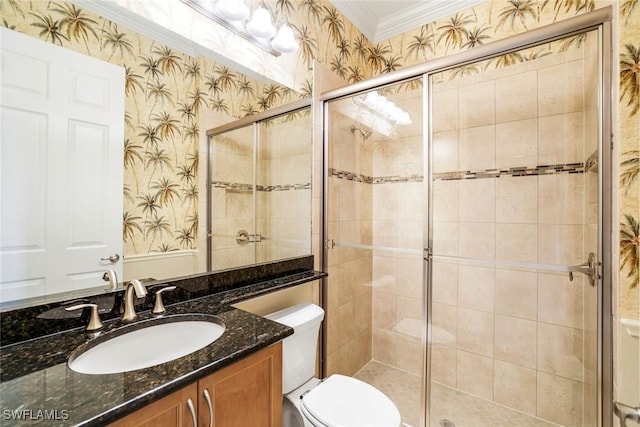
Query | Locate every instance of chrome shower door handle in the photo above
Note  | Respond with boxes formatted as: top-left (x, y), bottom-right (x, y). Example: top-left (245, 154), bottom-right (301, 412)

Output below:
top-left (236, 230), bottom-right (250, 245)
top-left (614, 401), bottom-right (640, 427)
top-left (568, 252), bottom-right (600, 286)
top-left (100, 254), bottom-right (120, 263)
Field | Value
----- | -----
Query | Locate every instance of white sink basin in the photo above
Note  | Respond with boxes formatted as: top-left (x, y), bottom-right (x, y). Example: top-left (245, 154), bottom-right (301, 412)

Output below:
top-left (68, 315), bottom-right (225, 375)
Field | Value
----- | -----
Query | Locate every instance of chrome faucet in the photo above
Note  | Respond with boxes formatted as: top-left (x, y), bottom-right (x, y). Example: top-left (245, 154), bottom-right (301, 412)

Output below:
top-left (102, 270), bottom-right (119, 290)
top-left (121, 279), bottom-right (147, 322)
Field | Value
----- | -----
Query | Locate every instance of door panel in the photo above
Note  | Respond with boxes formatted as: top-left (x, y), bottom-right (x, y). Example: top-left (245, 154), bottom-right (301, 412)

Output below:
top-left (0, 28), bottom-right (124, 304)
top-left (325, 77), bottom-right (425, 426)
top-left (428, 29), bottom-right (601, 427)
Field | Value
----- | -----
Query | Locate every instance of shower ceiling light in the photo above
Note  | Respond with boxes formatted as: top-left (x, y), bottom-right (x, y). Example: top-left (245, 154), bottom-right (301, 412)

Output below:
top-left (181, 0), bottom-right (299, 56)
top-left (359, 91), bottom-right (412, 126)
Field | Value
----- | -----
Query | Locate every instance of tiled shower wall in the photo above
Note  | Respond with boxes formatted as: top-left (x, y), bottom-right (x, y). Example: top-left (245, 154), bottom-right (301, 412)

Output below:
top-left (326, 84), bottom-right (425, 378)
top-left (430, 36), bottom-right (598, 426)
top-left (257, 114), bottom-right (312, 264)
top-left (210, 126), bottom-right (255, 271)
top-left (210, 114), bottom-right (312, 272)
top-left (326, 115), bottom-right (373, 376)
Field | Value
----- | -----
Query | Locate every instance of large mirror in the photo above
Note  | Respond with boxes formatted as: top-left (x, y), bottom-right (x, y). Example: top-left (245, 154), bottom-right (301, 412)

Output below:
top-left (0, 1), bottom-right (311, 310)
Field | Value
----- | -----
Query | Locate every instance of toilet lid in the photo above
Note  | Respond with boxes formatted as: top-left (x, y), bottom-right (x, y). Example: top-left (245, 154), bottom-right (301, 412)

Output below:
top-left (301, 375), bottom-right (401, 427)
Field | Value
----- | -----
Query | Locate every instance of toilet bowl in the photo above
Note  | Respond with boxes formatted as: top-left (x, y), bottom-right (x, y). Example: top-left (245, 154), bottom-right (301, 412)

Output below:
top-left (265, 303), bottom-right (401, 427)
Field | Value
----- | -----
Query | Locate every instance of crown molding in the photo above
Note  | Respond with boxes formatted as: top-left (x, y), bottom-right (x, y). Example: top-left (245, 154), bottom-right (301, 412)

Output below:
top-left (375, 0), bottom-right (484, 42)
top-left (332, 0), bottom-right (380, 41)
top-left (334, 0), bottom-right (485, 44)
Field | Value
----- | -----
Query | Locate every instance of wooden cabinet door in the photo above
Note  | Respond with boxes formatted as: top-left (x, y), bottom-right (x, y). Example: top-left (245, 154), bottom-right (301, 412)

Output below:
top-left (198, 343), bottom-right (282, 427)
top-left (109, 383), bottom-right (198, 427)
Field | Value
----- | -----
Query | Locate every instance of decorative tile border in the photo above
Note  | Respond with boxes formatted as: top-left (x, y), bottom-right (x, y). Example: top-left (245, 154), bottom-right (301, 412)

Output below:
top-left (434, 162), bottom-right (585, 181)
top-left (328, 168), bottom-right (373, 184)
top-left (262, 183), bottom-right (311, 191)
top-left (585, 150), bottom-right (598, 172)
top-left (211, 181), bottom-right (311, 192)
top-left (212, 181), bottom-right (253, 192)
top-left (330, 162), bottom-right (589, 184)
top-left (372, 174), bottom-right (423, 184)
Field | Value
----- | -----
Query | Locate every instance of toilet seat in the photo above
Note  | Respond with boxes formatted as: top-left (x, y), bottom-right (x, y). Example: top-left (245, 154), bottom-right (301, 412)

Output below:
top-left (300, 374), bottom-right (401, 427)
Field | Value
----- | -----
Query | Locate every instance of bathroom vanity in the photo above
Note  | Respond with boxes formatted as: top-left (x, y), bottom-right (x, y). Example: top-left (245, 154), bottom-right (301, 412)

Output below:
top-left (0, 304), bottom-right (290, 426)
top-left (0, 257), bottom-right (326, 426)
top-left (110, 343), bottom-right (282, 427)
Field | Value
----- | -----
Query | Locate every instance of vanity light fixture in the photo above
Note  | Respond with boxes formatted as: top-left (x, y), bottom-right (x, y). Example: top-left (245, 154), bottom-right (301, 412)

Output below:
top-left (270, 23), bottom-right (299, 54)
top-left (245, 3), bottom-right (276, 39)
top-left (215, 0), bottom-right (250, 22)
top-left (357, 91), bottom-right (412, 126)
top-left (182, 0), bottom-right (299, 56)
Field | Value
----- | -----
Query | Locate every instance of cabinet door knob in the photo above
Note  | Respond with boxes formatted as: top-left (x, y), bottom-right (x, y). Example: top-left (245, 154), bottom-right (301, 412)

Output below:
top-left (203, 388), bottom-right (213, 427)
top-left (187, 398), bottom-right (197, 427)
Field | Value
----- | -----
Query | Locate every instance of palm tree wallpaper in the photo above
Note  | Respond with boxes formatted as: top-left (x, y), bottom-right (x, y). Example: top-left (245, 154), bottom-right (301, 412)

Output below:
top-left (1, 0), bottom-right (638, 316)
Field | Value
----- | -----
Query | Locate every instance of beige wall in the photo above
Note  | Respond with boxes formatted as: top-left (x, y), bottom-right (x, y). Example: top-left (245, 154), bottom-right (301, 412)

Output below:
top-left (233, 281), bottom-right (319, 316)
top-left (325, 110), bottom-right (374, 376)
top-left (258, 113), bottom-right (313, 263)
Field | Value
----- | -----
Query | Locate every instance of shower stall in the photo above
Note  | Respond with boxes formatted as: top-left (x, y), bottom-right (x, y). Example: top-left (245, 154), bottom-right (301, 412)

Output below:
top-left (207, 100), bottom-right (312, 272)
top-left (322, 9), bottom-right (612, 427)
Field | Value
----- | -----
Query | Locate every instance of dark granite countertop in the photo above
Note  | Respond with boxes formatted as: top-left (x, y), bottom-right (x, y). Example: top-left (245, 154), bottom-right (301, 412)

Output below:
top-left (0, 299), bottom-right (292, 426)
top-left (0, 256), bottom-right (327, 426)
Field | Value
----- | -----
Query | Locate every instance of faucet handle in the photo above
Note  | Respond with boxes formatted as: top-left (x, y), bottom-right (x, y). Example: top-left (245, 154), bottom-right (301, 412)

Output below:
top-left (102, 270), bottom-right (119, 290)
top-left (66, 303), bottom-right (103, 331)
top-left (152, 286), bottom-right (177, 316)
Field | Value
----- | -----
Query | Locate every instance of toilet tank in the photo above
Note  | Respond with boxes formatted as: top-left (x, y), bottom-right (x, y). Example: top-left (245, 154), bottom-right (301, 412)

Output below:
top-left (265, 303), bottom-right (325, 394)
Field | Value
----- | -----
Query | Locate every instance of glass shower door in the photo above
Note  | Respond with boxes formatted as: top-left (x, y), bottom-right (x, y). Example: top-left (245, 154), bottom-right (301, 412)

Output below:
top-left (209, 124), bottom-right (256, 271)
top-left (325, 77), bottom-right (426, 426)
top-left (256, 109), bottom-right (313, 265)
top-left (428, 29), bottom-right (602, 427)
top-left (208, 105), bottom-right (312, 272)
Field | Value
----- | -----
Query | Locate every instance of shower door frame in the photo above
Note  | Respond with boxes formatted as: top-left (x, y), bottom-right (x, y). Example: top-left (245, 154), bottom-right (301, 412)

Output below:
top-left (320, 7), bottom-right (614, 426)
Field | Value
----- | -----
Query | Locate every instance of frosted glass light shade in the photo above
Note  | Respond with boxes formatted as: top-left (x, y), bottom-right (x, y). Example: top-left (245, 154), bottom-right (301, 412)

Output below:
top-left (245, 6), bottom-right (276, 39)
top-left (271, 24), bottom-right (298, 53)
top-left (215, 0), bottom-right (249, 22)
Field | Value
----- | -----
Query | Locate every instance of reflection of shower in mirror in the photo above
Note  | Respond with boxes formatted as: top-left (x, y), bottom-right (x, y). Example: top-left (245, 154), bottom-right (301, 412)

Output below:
top-left (350, 125), bottom-right (372, 140)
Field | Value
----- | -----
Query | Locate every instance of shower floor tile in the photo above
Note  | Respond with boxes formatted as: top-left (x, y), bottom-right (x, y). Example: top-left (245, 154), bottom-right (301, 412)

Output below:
top-left (354, 361), bottom-right (559, 427)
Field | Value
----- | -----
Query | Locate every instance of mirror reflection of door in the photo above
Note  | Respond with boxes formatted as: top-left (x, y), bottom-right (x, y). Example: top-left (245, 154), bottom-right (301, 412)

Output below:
top-left (0, 28), bottom-right (125, 306)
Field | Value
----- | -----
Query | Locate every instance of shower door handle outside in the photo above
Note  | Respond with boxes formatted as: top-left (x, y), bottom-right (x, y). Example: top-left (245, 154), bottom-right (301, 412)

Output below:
top-left (614, 401), bottom-right (640, 427)
top-left (568, 252), bottom-right (600, 286)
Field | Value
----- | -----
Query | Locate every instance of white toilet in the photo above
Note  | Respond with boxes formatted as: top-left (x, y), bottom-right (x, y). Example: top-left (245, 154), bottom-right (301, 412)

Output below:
top-left (265, 303), bottom-right (402, 427)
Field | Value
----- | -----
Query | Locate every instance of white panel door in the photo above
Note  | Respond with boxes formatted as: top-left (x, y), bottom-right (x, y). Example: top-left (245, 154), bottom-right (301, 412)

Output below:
top-left (0, 28), bottom-right (125, 304)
